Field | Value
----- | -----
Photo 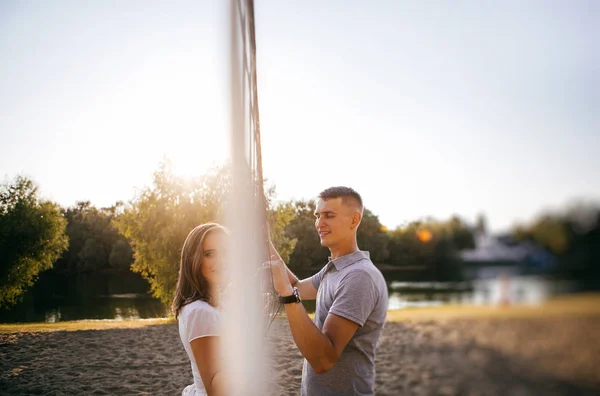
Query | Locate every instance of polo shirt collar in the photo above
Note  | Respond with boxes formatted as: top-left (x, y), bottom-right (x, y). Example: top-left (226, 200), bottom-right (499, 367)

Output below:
top-left (328, 250), bottom-right (370, 271)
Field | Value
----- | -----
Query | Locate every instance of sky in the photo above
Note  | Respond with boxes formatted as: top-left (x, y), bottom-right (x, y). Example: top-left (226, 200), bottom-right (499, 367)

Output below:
top-left (1, 0), bottom-right (598, 233)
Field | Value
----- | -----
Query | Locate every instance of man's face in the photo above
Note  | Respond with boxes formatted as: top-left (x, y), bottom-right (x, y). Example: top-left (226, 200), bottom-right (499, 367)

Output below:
top-left (314, 197), bottom-right (356, 248)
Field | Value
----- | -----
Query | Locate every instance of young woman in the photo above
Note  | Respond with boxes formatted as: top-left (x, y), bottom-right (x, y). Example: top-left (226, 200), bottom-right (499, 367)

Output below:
top-left (172, 223), bottom-right (229, 396)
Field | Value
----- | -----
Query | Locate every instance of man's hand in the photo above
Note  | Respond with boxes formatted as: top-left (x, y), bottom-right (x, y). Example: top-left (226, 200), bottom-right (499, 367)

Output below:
top-left (268, 240), bottom-right (282, 261)
top-left (267, 239), bottom-right (317, 301)
top-left (269, 255), bottom-right (294, 296)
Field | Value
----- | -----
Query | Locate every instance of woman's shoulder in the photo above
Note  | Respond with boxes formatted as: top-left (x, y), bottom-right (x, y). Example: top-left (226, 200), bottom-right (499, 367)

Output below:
top-left (180, 299), bottom-right (218, 317)
top-left (179, 300), bottom-right (221, 338)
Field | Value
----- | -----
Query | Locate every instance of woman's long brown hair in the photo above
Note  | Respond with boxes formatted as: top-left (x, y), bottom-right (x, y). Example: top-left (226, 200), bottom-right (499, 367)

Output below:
top-left (171, 223), bottom-right (226, 318)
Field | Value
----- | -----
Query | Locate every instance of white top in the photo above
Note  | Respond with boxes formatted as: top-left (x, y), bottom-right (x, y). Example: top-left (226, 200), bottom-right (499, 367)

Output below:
top-left (178, 300), bottom-right (221, 395)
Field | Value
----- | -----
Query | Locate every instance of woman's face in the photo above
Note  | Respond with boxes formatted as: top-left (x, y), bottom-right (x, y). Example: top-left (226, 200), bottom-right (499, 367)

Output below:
top-left (200, 230), bottom-right (227, 288)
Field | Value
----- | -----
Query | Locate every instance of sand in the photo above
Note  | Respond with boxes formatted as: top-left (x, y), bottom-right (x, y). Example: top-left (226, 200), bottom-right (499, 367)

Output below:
top-left (1, 316), bottom-right (599, 395)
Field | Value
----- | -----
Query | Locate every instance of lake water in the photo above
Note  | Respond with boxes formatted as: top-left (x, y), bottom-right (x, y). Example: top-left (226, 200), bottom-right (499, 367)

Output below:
top-left (388, 275), bottom-right (576, 309)
top-left (0, 272), bottom-right (168, 324)
top-left (0, 271), bottom-right (575, 324)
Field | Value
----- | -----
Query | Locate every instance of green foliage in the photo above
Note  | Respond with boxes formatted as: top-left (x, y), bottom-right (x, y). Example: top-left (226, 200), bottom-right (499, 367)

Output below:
top-left (267, 200), bottom-right (297, 264)
top-left (387, 223), bottom-right (429, 268)
top-left (0, 176), bottom-right (68, 308)
top-left (515, 215), bottom-right (569, 254)
top-left (284, 200), bottom-right (329, 269)
top-left (514, 202), bottom-right (600, 286)
top-left (109, 240), bottom-right (134, 270)
top-left (282, 201), bottom-right (391, 268)
top-left (54, 200), bottom-right (131, 273)
top-left (113, 160), bottom-right (296, 304)
top-left (114, 161), bottom-right (226, 304)
top-left (357, 209), bottom-right (389, 263)
top-left (447, 215), bottom-right (476, 250)
top-left (78, 238), bottom-right (107, 272)
top-left (386, 216), bottom-right (474, 281)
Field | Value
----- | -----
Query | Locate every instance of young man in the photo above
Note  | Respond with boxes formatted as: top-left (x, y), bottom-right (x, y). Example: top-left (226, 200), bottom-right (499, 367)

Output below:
top-left (269, 186), bottom-right (388, 396)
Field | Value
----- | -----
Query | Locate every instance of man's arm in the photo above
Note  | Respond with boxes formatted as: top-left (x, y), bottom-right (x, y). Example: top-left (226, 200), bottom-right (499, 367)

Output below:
top-left (286, 268), bottom-right (318, 301)
top-left (283, 297), bottom-right (359, 374)
top-left (270, 257), bottom-right (362, 374)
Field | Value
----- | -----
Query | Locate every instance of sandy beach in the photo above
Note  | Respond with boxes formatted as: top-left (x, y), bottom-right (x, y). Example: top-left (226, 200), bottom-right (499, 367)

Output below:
top-left (1, 312), bottom-right (599, 395)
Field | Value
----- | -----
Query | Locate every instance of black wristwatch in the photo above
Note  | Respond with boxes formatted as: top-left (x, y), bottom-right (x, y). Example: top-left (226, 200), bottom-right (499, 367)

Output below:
top-left (279, 287), bottom-right (301, 304)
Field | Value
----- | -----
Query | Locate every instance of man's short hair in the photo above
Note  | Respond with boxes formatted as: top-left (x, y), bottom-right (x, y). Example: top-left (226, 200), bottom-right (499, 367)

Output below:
top-left (318, 186), bottom-right (364, 214)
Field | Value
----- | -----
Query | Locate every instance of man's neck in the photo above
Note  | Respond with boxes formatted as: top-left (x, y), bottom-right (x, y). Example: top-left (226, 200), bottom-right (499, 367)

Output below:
top-left (329, 240), bottom-right (359, 260)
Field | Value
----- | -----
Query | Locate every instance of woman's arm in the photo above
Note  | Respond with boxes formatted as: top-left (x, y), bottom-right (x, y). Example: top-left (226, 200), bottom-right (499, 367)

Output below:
top-left (190, 336), bottom-right (229, 396)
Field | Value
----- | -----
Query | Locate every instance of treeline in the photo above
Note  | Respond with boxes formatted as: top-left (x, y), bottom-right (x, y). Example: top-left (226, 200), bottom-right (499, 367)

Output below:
top-left (280, 199), bottom-right (475, 283)
top-left (2, 162), bottom-right (599, 307)
top-left (0, 177), bottom-right (68, 308)
top-left (514, 203), bottom-right (600, 289)
top-left (53, 201), bottom-right (133, 273)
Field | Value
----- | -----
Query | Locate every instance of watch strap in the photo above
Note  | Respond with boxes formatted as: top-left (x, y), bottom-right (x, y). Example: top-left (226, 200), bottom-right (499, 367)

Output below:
top-left (279, 288), bottom-right (300, 304)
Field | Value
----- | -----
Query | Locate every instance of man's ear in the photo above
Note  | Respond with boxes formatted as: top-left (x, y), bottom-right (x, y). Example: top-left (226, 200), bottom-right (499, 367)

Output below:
top-left (351, 211), bottom-right (362, 229)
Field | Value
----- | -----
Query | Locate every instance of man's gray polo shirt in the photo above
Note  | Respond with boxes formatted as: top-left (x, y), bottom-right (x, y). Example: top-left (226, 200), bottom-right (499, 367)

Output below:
top-left (301, 250), bottom-right (388, 396)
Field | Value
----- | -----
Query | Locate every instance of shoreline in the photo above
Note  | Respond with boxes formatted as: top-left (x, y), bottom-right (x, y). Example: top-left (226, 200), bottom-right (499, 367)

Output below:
top-left (2, 292), bottom-right (598, 333)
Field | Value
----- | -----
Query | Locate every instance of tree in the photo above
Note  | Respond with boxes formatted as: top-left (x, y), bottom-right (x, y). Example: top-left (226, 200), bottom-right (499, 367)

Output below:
top-left (0, 176), bottom-right (68, 308)
top-left (386, 221), bottom-right (434, 268)
top-left (513, 202), bottom-right (600, 288)
top-left (284, 200), bottom-right (329, 269)
top-left (447, 215), bottom-right (476, 250)
top-left (357, 209), bottom-right (389, 263)
top-left (109, 240), bottom-right (134, 270)
top-left (78, 238), bottom-right (107, 272)
top-left (283, 201), bottom-right (391, 269)
top-left (515, 214), bottom-right (570, 254)
top-left (113, 160), bottom-right (295, 304)
top-left (114, 161), bottom-right (225, 303)
top-left (53, 200), bottom-right (131, 273)
top-left (385, 216), bottom-right (475, 281)
top-left (267, 199), bottom-right (297, 264)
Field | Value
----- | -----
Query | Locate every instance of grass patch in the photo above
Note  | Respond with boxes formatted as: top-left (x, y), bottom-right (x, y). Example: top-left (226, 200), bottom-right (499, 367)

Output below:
top-left (0, 317), bottom-right (175, 334)
top-left (386, 292), bottom-right (600, 322)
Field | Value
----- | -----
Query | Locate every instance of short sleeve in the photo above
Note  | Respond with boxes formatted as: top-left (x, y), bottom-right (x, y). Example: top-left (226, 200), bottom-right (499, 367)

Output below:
top-left (311, 265), bottom-right (328, 291)
top-left (328, 271), bottom-right (377, 327)
top-left (185, 305), bottom-right (220, 343)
